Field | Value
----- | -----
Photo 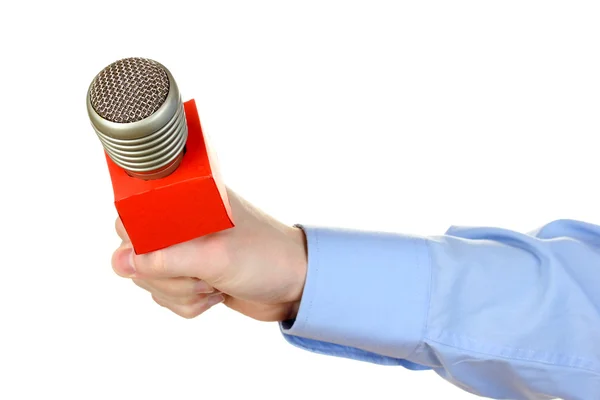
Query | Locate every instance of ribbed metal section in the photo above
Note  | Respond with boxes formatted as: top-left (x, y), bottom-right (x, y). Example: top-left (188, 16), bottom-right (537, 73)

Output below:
top-left (92, 101), bottom-right (187, 173)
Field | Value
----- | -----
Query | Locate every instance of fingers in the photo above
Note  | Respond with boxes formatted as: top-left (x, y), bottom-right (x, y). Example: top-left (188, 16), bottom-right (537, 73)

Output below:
top-left (130, 276), bottom-right (221, 318)
top-left (115, 217), bottom-right (129, 242)
top-left (152, 292), bottom-right (225, 319)
top-left (112, 217), bottom-right (225, 320)
top-left (132, 277), bottom-right (216, 299)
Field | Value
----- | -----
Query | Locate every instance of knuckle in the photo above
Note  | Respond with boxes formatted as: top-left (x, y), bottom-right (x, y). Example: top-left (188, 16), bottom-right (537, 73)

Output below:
top-left (179, 307), bottom-right (199, 319)
top-left (152, 295), bottom-right (165, 307)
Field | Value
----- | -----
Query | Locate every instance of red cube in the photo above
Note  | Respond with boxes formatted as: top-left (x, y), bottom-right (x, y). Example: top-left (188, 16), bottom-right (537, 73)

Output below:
top-left (105, 99), bottom-right (234, 254)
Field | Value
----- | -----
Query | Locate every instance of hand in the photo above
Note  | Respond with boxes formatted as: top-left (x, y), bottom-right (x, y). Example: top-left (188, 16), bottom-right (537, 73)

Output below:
top-left (111, 187), bottom-right (308, 322)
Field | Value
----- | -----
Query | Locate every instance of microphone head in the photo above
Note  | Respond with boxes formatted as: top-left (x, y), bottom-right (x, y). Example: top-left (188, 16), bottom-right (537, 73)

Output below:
top-left (87, 57), bottom-right (187, 180)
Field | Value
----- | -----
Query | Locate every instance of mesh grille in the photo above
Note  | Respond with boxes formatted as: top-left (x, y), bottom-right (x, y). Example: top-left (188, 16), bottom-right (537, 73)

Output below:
top-left (89, 57), bottom-right (170, 123)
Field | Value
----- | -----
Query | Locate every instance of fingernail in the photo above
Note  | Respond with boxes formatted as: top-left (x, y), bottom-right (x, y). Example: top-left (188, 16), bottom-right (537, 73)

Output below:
top-left (207, 293), bottom-right (224, 307)
top-left (116, 247), bottom-right (136, 277)
top-left (194, 280), bottom-right (214, 294)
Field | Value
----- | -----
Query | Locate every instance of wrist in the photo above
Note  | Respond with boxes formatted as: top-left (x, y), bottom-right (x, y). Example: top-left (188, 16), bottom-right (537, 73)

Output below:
top-left (285, 225), bottom-right (307, 319)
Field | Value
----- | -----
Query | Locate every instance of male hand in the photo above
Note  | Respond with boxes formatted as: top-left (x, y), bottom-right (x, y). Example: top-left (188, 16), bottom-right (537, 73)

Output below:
top-left (111, 188), bottom-right (307, 322)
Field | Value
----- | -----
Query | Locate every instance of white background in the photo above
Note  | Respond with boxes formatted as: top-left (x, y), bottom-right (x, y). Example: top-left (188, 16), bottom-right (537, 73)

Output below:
top-left (1, 1), bottom-right (598, 399)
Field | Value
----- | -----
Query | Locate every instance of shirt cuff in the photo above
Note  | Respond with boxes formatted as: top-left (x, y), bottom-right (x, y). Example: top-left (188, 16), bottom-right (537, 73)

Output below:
top-left (280, 225), bottom-right (432, 369)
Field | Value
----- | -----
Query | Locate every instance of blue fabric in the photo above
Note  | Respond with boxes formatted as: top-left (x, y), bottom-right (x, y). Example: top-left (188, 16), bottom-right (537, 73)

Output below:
top-left (280, 219), bottom-right (600, 399)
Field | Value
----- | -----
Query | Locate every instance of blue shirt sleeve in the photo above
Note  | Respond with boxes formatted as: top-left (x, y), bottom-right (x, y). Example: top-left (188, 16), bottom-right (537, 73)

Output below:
top-left (280, 219), bottom-right (600, 399)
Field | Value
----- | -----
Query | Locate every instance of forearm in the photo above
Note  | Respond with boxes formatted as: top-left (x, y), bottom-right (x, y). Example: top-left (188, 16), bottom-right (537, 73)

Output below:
top-left (281, 219), bottom-right (600, 399)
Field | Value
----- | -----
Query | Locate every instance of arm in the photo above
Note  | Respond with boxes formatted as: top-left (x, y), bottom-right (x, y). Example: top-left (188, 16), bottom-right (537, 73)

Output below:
top-left (281, 219), bottom-right (600, 399)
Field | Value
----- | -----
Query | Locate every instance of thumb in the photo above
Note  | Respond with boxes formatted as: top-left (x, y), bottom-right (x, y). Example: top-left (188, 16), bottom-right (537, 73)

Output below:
top-left (111, 237), bottom-right (221, 280)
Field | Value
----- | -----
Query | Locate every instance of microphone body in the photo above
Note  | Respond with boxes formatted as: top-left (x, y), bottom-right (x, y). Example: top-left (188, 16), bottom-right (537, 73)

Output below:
top-left (87, 57), bottom-right (234, 254)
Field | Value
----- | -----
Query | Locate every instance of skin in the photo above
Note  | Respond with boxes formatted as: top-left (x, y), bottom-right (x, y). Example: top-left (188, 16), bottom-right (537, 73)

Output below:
top-left (111, 187), bottom-right (308, 322)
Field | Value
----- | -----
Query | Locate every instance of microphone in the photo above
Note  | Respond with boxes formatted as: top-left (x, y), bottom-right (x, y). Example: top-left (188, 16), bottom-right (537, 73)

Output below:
top-left (87, 57), bottom-right (234, 254)
top-left (87, 57), bottom-right (187, 180)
